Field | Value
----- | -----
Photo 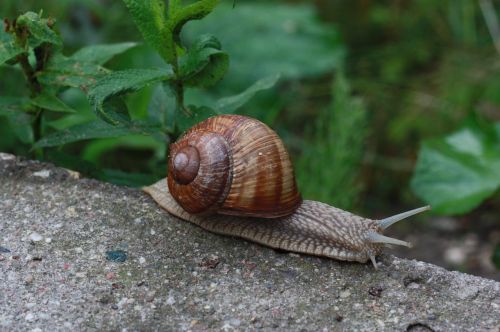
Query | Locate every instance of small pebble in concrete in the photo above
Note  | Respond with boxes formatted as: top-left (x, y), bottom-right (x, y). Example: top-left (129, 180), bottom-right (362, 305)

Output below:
top-left (369, 286), bottom-right (383, 297)
top-left (99, 294), bottom-right (114, 305)
top-left (403, 275), bottom-right (423, 287)
top-left (0, 153), bottom-right (15, 160)
top-left (24, 275), bottom-right (34, 285)
top-left (106, 250), bottom-right (127, 263)
top-left (32, 170), bottom-right (51, 178)
top-left (25, 312), bottom-right (35, 322)
top-left (199, 256), bottom-right (220, 269)
top-left (112, 282), bottom-right (124, 289)
top-left (339, 290), bottom-right (351, 298)
top-left (0, 246), bottom-right (10, 253)
top-left (29, 232), bottom-right (43, 242)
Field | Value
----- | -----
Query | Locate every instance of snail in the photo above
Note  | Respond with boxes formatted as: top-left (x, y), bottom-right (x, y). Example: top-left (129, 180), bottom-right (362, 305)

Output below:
top-left (143, 115), bottom-right (430, 268)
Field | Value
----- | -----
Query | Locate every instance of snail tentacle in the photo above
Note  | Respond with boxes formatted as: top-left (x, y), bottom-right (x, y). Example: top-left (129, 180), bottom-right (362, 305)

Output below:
top-left (378, 205), bottom-right (430, 230)
top-left (369, 254), bottom-right (378, 269)
top-left (366, 231), bottom-right (412, 248)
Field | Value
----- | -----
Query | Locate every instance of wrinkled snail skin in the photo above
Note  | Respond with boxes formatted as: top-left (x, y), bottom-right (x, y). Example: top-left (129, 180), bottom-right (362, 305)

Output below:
top-left (143, 115), bottom-right (431, 268)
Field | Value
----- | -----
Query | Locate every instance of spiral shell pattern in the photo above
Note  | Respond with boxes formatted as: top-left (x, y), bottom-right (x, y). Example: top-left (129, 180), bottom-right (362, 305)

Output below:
top-left (167, 115), bottom-right (302, 218)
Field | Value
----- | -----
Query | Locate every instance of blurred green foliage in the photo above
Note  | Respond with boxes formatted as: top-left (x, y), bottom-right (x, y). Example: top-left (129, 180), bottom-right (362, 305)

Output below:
top-left (412, 118), bottom-right (500, 214)
top-left (1, 0), bottom-right (499, 220)
top-left (296, 72), bottom-right (367, 210)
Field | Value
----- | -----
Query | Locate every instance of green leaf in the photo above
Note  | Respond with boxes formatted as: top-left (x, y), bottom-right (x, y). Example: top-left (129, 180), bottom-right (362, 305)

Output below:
top-left (0, 95), bottom-right (34, 144)
top-left (16, 12), bottom-right (62, 47)
top-left (46, 150), bottom-right (162, 188)
top-left (122, 0), bottom-right (174, 63)
top-left (169, 0), bottom-right (219, 39)
top-left (411, 121), bottom-right (500, 215)
top-left (70, 42), bottom-right (138, 65)
top-left (6, 112), bottom-right (34, 144)
top-left (31, 93), bottom-right (76, 113)
top-left (88, 68), bottom-right (173, 124)
top-left (180, 34), bottom-right (229, 88)
top-left (493, 243), bottom-right (500, 270)
top-left (147, 84), bottom-right (176, 131)
top-left (183, 3), bottom-right (345, 88)
top-left (0, 95), bottom-right (32, 145)
top-left (37, 53), bottom-right (108, 90)
top-left (0, 96), bottom-right (30, 115)
top-left (97, 169), bottom-right (161, 188)
top-left (0, 30), bottom-right (24, 66)
top-left (215, 74), bottom-right (280, 113)
top-left (33, 120), bottom-right (161, 148)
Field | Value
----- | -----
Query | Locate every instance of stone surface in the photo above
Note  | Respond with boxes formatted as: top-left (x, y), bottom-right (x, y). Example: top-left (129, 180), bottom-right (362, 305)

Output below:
top-left (0, 153), bottom-right (499, 331)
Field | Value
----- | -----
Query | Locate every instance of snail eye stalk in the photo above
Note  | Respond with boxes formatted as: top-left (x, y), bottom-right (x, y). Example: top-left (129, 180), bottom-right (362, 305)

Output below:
top-left (378, 206), bottom-right (431, 230)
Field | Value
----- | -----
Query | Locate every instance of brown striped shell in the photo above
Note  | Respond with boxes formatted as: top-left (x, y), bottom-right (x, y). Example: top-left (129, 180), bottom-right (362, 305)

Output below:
top-left (167, 115), bottom-right (302, 218)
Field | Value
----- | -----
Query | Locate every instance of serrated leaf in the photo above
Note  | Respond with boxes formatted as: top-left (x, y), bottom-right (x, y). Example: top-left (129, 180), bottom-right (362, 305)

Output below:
top-left (122, 0), bottom-right (174, 63)
top-left (0, 30), bottom-right (24, 66)
top-left (37, 53), bottom-right (108, 90)
top-left (33, 120), bottom-right (161, 148)
top-left (16, 12), bottom-right (62, 47)
top-left (180, 34), bottom-right (229, 87)
top-left (71, 42), bottom-right (137, 65)
top-left (411, 122), bottom-right (500, 215)
top-left (88, 68), bottom-right (173, 124)
top-left (169, 0), bottom-right (219, 38)
top-left (31, 93), bottom-right (76, 113)
top-left (215, 74), bottom-right (280, 113)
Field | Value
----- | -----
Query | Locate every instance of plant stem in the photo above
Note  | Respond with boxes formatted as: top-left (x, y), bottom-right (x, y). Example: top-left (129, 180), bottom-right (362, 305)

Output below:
top-left (17, 54), bottom-right (41, 96)
top-left (17, 44), bottom-right (50, 159)
top-left (167, 32), bottom-right (190, 138)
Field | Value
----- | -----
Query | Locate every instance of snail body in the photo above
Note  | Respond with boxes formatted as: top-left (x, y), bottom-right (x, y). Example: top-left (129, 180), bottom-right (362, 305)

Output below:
top-left (144, 115), bottom-right (430, 268)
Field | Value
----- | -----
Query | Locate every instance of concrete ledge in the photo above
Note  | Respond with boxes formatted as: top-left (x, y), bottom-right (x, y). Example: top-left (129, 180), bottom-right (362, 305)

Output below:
top-left (0, 153), bottom-right (499, 331)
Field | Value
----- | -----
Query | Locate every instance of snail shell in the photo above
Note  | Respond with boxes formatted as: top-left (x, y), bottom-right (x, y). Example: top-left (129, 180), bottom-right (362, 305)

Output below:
top-left (167, 115), bottom-right (302, 217)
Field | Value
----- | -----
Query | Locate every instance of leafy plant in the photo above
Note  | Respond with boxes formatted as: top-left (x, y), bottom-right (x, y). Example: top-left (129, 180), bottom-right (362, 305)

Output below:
top-left (411, 117), bottom-right (500, 215)
top-left (0, 10), bottom-right (136, 157)
top-left (1, 1), bottom-right (286, 185)
top-left (66, 0), bottom-right (283, 145)
top-left (296, 72), bottom-right (367, 210)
